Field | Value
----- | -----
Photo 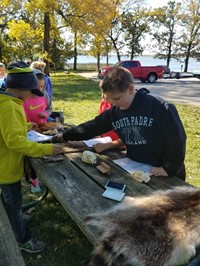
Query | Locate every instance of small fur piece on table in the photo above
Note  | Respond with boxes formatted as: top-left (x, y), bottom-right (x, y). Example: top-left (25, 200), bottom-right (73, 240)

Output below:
top-left (85, 186), bottom-right (200, 266)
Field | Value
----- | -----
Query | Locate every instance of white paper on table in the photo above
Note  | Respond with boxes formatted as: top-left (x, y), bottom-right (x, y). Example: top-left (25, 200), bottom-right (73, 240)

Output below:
top-left (102, 188), bottom-right (125, 202)
top-left (83, 136), bottom-right (112, 147)
top-left (27, 130), bottom-right (53, 142)
top-left (113, 157), bottom-right (153, 176)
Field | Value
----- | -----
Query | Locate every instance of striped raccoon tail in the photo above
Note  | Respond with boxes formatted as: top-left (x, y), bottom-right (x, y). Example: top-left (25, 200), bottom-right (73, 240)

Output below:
top-left (88, 239), bottom-right (119, 266)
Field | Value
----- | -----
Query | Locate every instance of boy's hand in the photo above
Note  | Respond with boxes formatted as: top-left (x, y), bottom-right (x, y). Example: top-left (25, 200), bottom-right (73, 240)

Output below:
top-left (150, 167), bottom-right (168, 177)
top-left (52, 133), bottom-right (64, 143)
top-left (94, 143), bottom-right (110, 153)
top-left (31, 122), bottom-right (38, 130)
top-left (39, 112), bottom-right (47, 118)
top-left (52, 144), bottom-right (65, 155)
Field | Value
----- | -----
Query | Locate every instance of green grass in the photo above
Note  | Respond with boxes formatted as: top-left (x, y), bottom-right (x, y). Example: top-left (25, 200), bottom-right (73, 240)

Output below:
top-left (67, 63), bottom-right (108, 71)
top-left (22, 72), bottom-right (200, 265)
top-left (51, 73), bottom-right (101, 125)
top-left (22, 193), bottom-right (92, 266)
top-left (176, 104), bottom-right (200, 186)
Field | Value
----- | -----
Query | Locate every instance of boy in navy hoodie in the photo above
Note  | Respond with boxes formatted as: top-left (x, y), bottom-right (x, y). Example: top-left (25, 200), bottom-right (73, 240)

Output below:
top-left (56, 66), bottom-right (186, 180)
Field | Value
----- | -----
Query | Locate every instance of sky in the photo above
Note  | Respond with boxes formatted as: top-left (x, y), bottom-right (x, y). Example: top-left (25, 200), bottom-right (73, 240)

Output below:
top-left (145, 0), bottom-right (174, 8)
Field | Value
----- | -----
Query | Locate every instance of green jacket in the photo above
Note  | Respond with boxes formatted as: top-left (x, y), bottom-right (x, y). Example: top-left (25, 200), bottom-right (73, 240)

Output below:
top-left (0, 91), bottom-right (53, 184)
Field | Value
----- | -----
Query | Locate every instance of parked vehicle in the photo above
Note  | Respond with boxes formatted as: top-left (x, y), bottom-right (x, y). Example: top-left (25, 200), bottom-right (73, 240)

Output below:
top-left (98, 60), bottom-right (164, 83)
top-left (156, 65), bottom-right (171, 78)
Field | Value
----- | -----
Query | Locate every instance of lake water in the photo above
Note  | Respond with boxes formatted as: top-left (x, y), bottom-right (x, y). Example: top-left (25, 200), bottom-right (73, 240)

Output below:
top-left (67, 55), bottom-right (200, 73)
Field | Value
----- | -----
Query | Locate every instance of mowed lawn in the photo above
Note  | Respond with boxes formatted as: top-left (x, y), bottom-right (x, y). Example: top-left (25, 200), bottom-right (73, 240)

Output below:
top-left (22, 72), bottom-right (200, 266)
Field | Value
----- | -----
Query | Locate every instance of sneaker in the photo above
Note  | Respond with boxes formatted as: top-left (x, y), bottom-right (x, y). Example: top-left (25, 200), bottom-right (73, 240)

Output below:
top-left (23, 213), bottom-right (31, 223)
top-left (19, 238), bottom-right (45, 253)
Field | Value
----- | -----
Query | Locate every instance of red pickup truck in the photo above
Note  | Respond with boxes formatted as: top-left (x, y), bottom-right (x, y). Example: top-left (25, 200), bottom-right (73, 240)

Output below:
top-left (98, 60), bottom-right (164, 83)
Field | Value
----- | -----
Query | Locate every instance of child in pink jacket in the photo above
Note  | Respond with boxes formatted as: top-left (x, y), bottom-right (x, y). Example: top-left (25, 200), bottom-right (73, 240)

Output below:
top-left (23, 69), bottom-right (52, 124)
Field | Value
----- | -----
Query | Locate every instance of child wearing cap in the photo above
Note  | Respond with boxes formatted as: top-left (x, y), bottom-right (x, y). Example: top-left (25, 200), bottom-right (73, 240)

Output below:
top-left (23, 69), bottom-right (52, 125)
top-left (0, 61), bottom-right (64, 253)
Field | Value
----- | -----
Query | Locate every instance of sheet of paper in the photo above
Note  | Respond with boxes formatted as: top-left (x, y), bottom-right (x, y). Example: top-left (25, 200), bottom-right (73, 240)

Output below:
top-left (113, 157), bottom-right (153, 175)
top-left (102, 188), bottom-right (125, 202)
top-left (83, 136), bottom-right (112, 147)
top-left (27, 130), bottom-right (53, 142)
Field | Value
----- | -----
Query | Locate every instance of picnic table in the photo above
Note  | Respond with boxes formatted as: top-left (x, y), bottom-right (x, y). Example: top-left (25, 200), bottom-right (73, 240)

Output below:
top-left (29, 141), bottom-right (200, 265)
top-left (0, 200), bottom-right (26, 266)
top-left (29, 142), bottom-right (190, 245)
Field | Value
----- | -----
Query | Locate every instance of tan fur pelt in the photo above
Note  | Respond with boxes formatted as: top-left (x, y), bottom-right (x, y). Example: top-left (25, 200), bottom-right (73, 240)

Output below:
top-left (86, 186), bottom-right (200, 266)
top-left (36, 122), bottom-right (61, 133)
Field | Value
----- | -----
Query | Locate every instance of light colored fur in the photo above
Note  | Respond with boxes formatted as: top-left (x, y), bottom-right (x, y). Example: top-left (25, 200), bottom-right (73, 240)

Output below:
top-left (86, 186), bottom-right (200, 266)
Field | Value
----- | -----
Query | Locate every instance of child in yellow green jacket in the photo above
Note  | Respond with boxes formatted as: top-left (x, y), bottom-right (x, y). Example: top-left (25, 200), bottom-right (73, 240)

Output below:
top-left (0, 61), bottom-right (64, 253)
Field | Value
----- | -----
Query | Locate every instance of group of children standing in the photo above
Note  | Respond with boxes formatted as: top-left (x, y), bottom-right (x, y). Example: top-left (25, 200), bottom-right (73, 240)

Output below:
top-left (0, 60), bottom-right (187, 256)
top-left (0, 60), bottom-right (58, 126)
top-left (0, 61), bottom-right (64, 253)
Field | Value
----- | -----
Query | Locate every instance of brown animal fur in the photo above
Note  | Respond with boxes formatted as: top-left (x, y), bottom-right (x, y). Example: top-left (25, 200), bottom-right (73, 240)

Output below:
top-left (36, 122), bottom-right (61, 133)
top-left (86, 186), bottom-right (200, 266)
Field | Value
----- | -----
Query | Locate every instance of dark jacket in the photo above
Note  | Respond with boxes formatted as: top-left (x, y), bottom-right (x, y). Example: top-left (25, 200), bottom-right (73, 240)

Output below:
top-left (63, 89), bottom-right (186, 179)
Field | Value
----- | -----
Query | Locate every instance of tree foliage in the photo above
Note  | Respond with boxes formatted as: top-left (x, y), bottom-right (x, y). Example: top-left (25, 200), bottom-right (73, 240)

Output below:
top-left (151, 1), bottom-right (182, 68)
top-left (177, 0), bottom-right (200, 71)
top-left (121, 5), bottom-right (151, 59)
top-left (0, 0), bottom-right (199, 72)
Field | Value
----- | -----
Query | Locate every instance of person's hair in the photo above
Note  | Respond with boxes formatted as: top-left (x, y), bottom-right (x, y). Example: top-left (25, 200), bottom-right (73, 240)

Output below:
top-left (36, 73), bottom-right (45, 80)
top-left (99, 66), bottom-right (134, 93)
top-left (0, 62), bottom-right (6, 68)
top-left (30, 61), bottom-right (46, 72)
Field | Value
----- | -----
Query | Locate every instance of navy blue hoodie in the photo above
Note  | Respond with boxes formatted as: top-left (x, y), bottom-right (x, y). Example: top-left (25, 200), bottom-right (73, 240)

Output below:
top-left (63, 89), bottom-right (186, 179)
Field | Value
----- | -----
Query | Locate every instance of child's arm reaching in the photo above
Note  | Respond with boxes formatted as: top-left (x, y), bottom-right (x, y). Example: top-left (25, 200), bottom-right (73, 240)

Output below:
top-left (94, 139), bottom-right (124, 153)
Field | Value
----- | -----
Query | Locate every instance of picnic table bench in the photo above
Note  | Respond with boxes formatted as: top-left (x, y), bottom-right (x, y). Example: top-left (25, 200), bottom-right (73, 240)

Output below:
top-left (29, 143), bottom-right (199, 265)
top-left (0, 200), bottom-right (26, 266)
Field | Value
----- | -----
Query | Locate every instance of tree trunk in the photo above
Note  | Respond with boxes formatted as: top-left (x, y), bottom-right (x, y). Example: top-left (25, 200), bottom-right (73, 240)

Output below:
top-left (0, 25), bottom-right (5, 62)
top-left (44, 12), bottom-right (50, 75)
top-left (130, 45), bottom-right (135, 60)
top-left (110, 34), bottom-right (121, 62)
top-left (52, 38), bottom-right (57, 71)
top-left (184, 43), bottom-right (192, 72)
top-left (167, 44), bottom-right (172, 68)
top-left (167, 31), bottom-right (173, 68)
top-left (73, 32), bottom-right (78, 71)
top-left (97, 52), bottom-right (100, 71)
top-left (116, 50), bottom-right (121, 62)
top-left (0, 43), bottom-right (2, 62)
top-left (106, 51), bottom-right (109, 66)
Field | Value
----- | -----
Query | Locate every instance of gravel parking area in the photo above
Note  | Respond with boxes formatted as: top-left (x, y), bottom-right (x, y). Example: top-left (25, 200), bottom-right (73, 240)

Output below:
top-left (78, 72), bottom-right (200, 107)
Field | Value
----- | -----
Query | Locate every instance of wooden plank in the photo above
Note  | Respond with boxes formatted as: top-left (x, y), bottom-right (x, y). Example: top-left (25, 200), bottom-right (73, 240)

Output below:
top-left (29, 158), bottom-right (116, 244)
top-left (66, 151), bottom-right (190, 193)
top-left (65, 152), bottom-right (154, 197)
top-left (147, 175), bottom-right (192, 190)
top-left (100, 150), bottom-right (191, 190)
top-left (0, 200), bottom-right (26, 266)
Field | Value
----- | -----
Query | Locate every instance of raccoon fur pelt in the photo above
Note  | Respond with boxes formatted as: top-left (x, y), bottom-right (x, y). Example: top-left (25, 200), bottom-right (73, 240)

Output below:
top-left (86, 186), bottom-right (200, 266)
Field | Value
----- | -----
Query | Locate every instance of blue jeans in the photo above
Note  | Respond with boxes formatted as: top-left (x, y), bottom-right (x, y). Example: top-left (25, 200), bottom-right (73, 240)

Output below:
top-left (0, 181), bottom-right (32, 243)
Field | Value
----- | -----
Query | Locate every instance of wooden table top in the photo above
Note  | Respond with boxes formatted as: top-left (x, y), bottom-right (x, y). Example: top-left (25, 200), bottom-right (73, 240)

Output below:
top-left (29, 144), bottom-right (190, 245)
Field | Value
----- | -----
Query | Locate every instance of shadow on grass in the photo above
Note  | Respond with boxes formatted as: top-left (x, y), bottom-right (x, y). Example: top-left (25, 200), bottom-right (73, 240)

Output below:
top-left (22, 193), bottom-right (92, 266)
top-left (52, 74), bottom-right (100, 102)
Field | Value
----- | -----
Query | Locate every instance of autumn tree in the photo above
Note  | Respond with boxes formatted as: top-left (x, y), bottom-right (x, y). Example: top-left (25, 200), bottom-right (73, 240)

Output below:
top-left (0, 5), bottom-right (8, 63)
top-left (177, 0), bottom-right (200, 72)
top-left (0, 0), bottom-right (25, 64)
top-left (151, 1), bottom-right (181, 68)
top-left (121, 5), bottom-right (151, 59)
top-left (55, 0), bottom-right (119, 70)
top-left (105, 0), bottom-right (145, 62)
